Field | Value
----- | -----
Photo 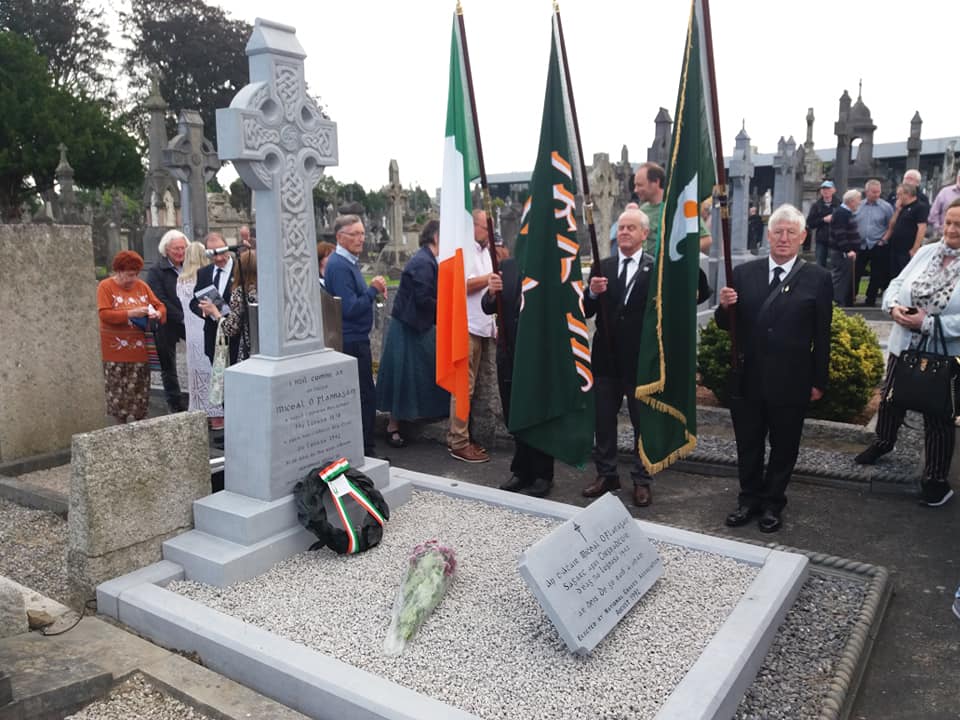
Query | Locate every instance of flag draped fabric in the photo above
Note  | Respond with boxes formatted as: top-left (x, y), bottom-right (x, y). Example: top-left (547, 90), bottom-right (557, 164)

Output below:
top-left (437, 13), bottom-right (480, 421)
top-left (634, 0), bottom-right (718, 472)
top-left (507, 16), bottom-right (594, 467)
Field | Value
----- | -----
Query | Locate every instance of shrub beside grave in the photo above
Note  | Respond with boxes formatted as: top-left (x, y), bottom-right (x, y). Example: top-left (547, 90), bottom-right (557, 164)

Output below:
top-left (697, 306), bottom-right (884, 422)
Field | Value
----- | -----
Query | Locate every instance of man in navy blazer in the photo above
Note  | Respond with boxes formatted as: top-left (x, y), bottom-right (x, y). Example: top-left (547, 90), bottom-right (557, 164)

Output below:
top-left (582, 208), bottom-right (656, 508)
top-left (715, 204), bottom-right (833, 532)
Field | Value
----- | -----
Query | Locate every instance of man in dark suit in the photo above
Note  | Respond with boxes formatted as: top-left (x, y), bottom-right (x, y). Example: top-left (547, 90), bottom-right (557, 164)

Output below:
top-left (716, 203), bottom-right (833, 533)
top-left (189, 232), bottom-right (239, 365)
top-left (582, 208), bottom-right (656, 507)
top-left (482, 258), bottom-right (555, 498)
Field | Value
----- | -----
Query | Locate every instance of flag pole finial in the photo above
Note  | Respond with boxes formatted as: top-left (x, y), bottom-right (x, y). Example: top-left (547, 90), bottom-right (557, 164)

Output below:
top-left (456, 0), bottom-right (463, 15)
top-left (553, 0), bottom-right (559, 11)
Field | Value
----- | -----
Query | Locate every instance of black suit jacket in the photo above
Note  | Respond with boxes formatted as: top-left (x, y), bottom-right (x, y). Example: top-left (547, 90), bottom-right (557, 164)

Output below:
top-left (584, 253), bottom-right (655, 384)
top-left (715, 258), bottom-right (833, 407)
top-left (189, 263), bottom-right (238, 363)
top-left (481, 258), bottom-right (520, 377)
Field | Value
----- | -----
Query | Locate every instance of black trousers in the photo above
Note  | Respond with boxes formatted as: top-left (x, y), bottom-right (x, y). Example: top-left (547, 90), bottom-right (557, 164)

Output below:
top-left (499, 374), bottom-right (554, 482)
top-left (855, 244), bottom-right (889, 305)
top-left (593, 375), bottom-right (652, 487)
top-left (730, 387), bottom-right (806, 514)
top-left (874, 354), bottom-right (956, 482)
top-left (890, 247), bottom-right (912, 280)
top-left (343, 339), bottom-right (376, 455)
top-left (155, 321), bottom-right (185, 408)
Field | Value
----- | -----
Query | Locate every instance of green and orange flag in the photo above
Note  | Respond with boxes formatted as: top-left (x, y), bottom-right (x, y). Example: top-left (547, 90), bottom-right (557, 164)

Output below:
top-left (635, 0), bottom-right (719, 472)
top-left (507, 13), bottom-right (594, 467)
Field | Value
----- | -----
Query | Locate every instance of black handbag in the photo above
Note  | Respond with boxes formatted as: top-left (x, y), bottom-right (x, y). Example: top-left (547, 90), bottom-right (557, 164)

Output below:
top-left (889, 315), bottom-right (959, 418)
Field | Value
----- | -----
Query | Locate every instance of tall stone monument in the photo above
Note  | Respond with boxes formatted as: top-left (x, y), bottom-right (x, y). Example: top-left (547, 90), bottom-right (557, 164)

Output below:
top-left (716, 125), bottom-right (755, 291)
top-left (801, 108), bottom-right (824, 214)
top-left (55, 143), bottom-right (81, 224)
top-left (906, 111), bottom-right (923, 172)
top-left (833, 84), bottom-right (877, 192)
top-left (162, 18), bottom-right (396, 588)
top-left (215, 18), bottom-right (366, 500)
top-left (382, 159), bottom-right (408, 267)
top-left (589, 152), bottom-right (618, 248)
top-left (163, 110), bottom-right (219, 243)
top-left (141, 72), bottom-right (180, 266)
top-left (647, 108), bottom-right (672, 168)
top-left (772, 136), bottom-right (802, 209)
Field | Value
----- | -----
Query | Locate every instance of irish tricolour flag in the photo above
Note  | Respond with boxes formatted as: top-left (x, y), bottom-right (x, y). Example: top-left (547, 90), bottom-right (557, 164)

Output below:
top-left (437, 12), bottom-right (480, 421)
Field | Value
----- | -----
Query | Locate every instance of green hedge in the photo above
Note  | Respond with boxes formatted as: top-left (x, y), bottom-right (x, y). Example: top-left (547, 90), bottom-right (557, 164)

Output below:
top-left (697, 306), bottom-right (884, 422)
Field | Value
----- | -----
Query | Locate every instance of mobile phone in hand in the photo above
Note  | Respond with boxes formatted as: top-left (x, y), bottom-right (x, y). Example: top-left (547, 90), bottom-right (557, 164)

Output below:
top-left (904, 306), bottom-right (919, 315)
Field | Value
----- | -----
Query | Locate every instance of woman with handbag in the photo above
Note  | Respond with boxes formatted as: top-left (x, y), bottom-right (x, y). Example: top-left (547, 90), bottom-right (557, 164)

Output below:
top-left (855, 199), bottom-right (960, 507)
top-left (96, 251), bottom-right (166, 424)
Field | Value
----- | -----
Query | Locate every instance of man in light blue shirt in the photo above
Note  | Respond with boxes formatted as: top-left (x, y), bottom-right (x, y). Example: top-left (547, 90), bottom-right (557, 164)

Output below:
top-left (854, 179), bottom-right (893, 307)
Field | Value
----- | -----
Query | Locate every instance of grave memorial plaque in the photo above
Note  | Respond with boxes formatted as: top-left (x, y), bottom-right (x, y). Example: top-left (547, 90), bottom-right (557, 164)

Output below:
top-left (519, 493), bottom-right (663, 655)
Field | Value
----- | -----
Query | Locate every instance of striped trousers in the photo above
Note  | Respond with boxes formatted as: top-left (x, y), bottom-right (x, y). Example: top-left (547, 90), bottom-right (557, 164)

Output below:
top-left (874, 354), bottom-right (956, 481)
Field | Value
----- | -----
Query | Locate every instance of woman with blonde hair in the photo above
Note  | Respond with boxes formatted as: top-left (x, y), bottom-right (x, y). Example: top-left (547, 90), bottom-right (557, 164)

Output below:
top-left (176, 241), bottom-right (223, 426)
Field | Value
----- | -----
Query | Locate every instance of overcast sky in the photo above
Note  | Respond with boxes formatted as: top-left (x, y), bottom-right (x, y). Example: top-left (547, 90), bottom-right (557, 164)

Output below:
top-left (214, 0), bottom-right (960, 194)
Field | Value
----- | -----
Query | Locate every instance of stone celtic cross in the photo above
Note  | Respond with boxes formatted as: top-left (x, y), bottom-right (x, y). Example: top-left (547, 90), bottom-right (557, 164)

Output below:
top-left (163, 110), bottom-right (219, 243)
top-left (217, 18), bottom-right (338, 358)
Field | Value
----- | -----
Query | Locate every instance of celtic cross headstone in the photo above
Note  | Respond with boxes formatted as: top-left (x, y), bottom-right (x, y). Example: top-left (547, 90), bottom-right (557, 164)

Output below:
top-left (163, 110), bottom-right (219, 243)
top-left (215, 19), bottom-right (366, 501)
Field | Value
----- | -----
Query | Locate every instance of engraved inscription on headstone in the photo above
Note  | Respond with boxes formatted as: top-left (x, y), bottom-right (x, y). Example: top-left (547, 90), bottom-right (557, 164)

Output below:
top-left (519, 493), bottom-right (663, 655)
top-left (270, 366), bottom-right (357, 478)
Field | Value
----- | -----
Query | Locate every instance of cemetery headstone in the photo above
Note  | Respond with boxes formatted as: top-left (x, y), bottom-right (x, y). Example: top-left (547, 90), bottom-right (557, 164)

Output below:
top-left (217, 18), bottom-right (369, 501)
top-left (0, 225), bottom-right (105, 462)
top-left (68, 412), bottom-right (209, 602)
top-left (142, 71), bottom-right (180, 266)
top-left (163, 110), bottom-right (219, 243)
top-left (519, 493), bottom-right (663, 655)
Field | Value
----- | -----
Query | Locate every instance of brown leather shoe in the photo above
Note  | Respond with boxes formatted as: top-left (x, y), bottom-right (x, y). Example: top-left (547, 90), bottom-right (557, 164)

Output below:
top-left (449, 444), bottom-right (490, 463)
top-left (633, 484), bottom-right (652, 507)
top-left (582, 477), bottom-right (620, 498)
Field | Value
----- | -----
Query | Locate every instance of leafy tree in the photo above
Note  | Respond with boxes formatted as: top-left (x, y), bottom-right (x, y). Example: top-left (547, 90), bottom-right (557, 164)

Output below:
top-left (122, 0), bottom-right (251, 140)
top-left (230, 177), bottom-right (252, 216)
top-left (408, 185), bottom-right (433, 214)
top-left (365, 189), bottom-right (386, 218)
top-left (0, 32), bottom-right (142, 220)
top-left (0, 0), bottom-right (114, 97)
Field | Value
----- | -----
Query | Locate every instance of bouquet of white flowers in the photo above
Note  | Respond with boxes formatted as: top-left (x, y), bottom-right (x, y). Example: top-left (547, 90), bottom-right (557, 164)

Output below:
top-left (383, 540), bottom-right (457, 656)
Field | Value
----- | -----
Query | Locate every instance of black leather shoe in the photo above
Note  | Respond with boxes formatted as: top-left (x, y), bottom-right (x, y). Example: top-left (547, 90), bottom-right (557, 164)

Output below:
top-left (582, 477), bottom-right (621, 498)
top-left (725, 506), bottom-right (759, 527)
top-left (757, 510), bottom-right (782, 533)
top-left (854, 443), bottom-right (891, 465)
top-left (524, 478), bottom-right (553, 498)
top-left (632, 484), bottom-right (652, 507)
top-left (500, 475), bottom-right (530, 492)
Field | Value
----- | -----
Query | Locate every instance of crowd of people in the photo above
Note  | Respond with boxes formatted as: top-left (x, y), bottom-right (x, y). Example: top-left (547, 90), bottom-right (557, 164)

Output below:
top-left (96, 172), bottom-right (960, 526)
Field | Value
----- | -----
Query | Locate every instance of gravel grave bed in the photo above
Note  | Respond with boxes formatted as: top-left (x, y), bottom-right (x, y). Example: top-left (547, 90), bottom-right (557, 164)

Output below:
top-left (65, 672), bottom-right (213, 720)
top-left (171, 490), bottom-right (759, 719)
top-left (0, 488), bottom-right (873, 719)
top-left (0, 496), bottom-right (71, 605)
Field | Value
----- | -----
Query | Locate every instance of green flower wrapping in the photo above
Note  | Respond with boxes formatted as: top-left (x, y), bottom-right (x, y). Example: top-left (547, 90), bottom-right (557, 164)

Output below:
top-left (384, 540), bottom-right (456, 655)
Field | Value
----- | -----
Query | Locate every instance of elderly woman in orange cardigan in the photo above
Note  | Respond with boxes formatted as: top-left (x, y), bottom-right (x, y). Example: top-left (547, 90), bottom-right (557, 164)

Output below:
top-left (96, 251), bottom-right (166, 423)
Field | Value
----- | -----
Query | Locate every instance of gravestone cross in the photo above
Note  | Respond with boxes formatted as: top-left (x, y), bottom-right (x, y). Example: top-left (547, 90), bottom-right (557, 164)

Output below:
top-left (217, 18), bottom-right (338, 357)
top-left (163, 110), bottom-right (219, 244)
top-left (383, 159), bottom-right (407, 265)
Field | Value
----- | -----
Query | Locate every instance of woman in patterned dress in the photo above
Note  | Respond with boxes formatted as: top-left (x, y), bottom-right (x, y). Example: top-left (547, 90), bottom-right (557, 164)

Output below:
top-left (176, 241), bottom-right (224, 427)
top-left (96, 251), bottom-right (167, 423)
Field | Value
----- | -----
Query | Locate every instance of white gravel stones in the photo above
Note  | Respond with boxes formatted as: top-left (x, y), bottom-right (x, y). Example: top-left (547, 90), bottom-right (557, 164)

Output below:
top-left (65, 673), bottom-right (212, 720)
top-left (0, 497), bottom-right (70, 605)
top-left (171, 491), bottom-right (759, 719)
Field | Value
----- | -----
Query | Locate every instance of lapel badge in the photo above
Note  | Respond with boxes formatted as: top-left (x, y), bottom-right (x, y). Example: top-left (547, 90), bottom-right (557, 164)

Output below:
top-left (782, 285), bottom-right (790, 293)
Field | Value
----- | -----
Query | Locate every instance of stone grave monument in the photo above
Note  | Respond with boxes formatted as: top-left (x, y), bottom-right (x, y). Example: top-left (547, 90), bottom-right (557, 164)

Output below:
top-left (0, 225), bottom-right (106, 464)
top-left (161, 18), bottom-right (394, 586)
top-left (519, 493), bottom-right (663, 655)
top-left (142, 72), bottom-right (181, 267)
top-left (163, 109), bottom-right (220, 244)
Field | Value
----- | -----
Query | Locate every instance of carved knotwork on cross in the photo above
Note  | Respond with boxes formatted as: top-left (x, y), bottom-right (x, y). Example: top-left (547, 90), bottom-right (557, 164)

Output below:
top-left (217, 18), bottom-right (338, 359)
